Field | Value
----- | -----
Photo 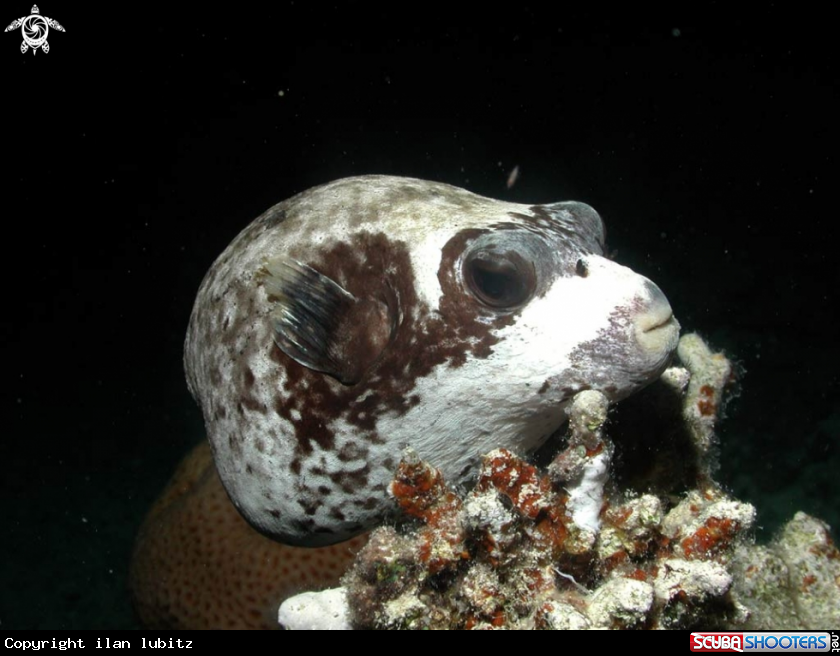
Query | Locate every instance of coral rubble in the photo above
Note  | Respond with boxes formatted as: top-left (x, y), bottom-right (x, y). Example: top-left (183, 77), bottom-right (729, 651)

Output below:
top-left (278, 334), bottom-right (840, 630)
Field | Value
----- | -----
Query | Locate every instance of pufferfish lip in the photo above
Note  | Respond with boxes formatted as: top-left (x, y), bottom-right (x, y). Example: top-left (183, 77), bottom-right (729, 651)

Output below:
top-left (635, 308), bottom-right (680, 359)
top-left (642, 311), bottom-right (676, 333)
top-left (632, 280), bottom-right (680, 358)
top-left (635, 279), bottom-right (678, 334)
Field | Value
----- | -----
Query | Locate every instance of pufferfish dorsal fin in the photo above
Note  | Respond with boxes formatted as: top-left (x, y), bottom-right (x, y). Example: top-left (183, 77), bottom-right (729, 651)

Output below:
top-left (260, 258), bottom-right (394, 385)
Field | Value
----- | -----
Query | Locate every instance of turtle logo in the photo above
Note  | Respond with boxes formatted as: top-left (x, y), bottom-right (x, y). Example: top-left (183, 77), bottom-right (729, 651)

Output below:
top-left (5, 5), bottom-right (64, 55)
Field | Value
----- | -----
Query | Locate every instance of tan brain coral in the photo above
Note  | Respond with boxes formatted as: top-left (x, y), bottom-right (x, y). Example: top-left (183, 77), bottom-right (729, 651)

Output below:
top-left (129, 442), bottom-right (365, 629)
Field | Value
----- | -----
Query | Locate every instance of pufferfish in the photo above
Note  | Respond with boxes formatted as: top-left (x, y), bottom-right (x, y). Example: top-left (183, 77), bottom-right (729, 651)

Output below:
top-left (185, 175), bottom-right (679, 547)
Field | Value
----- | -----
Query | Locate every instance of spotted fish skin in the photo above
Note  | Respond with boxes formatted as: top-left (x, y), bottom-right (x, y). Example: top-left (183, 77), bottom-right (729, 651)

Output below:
top-left (185, 175), bottom-right (679, 546)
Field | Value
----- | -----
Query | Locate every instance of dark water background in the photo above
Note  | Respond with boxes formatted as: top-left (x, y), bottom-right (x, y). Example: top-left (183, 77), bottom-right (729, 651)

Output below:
top-left (2, 8), bottom-right (837, 629)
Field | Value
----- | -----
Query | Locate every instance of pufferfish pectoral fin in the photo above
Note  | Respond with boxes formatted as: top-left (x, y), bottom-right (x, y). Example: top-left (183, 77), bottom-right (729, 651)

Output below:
top-left (260, 258), bottom-right (394, 385)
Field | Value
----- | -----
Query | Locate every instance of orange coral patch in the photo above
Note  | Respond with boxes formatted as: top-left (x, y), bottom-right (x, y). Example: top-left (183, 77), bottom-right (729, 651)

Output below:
top-left (477, 449), bottom-right (554, 519)
top-left (680, 517), bottom-right (737, 559)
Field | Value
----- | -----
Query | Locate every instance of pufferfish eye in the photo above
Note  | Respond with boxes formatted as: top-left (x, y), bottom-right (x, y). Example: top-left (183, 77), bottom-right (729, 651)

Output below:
top-left (463, 248), bottom-right (536, 309)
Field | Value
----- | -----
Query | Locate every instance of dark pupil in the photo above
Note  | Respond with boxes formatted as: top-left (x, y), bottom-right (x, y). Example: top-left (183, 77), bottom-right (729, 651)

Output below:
top-left (469, 257), bottom-right (529, 307)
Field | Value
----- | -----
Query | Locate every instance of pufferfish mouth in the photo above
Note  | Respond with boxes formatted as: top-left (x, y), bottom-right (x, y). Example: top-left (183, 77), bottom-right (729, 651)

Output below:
top-left (635, 280), bottom-right (677, 332)
top-left (633, 281), bottom-right (680, 357)
top-left (640, 310), bottom-right (677, 333)
top-left (635, 311), bottom-right (680, 363)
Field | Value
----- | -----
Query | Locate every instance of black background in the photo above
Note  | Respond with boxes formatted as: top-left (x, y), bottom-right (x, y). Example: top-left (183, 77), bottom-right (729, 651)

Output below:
top-left (2, 5), bottom-right (837, 629)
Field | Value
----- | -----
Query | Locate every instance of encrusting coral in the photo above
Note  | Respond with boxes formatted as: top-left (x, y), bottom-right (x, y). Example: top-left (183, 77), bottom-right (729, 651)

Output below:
top-left (129, 442), bottom-right (365, 629)
top-left (278, 334), bottom-right (840, 630)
